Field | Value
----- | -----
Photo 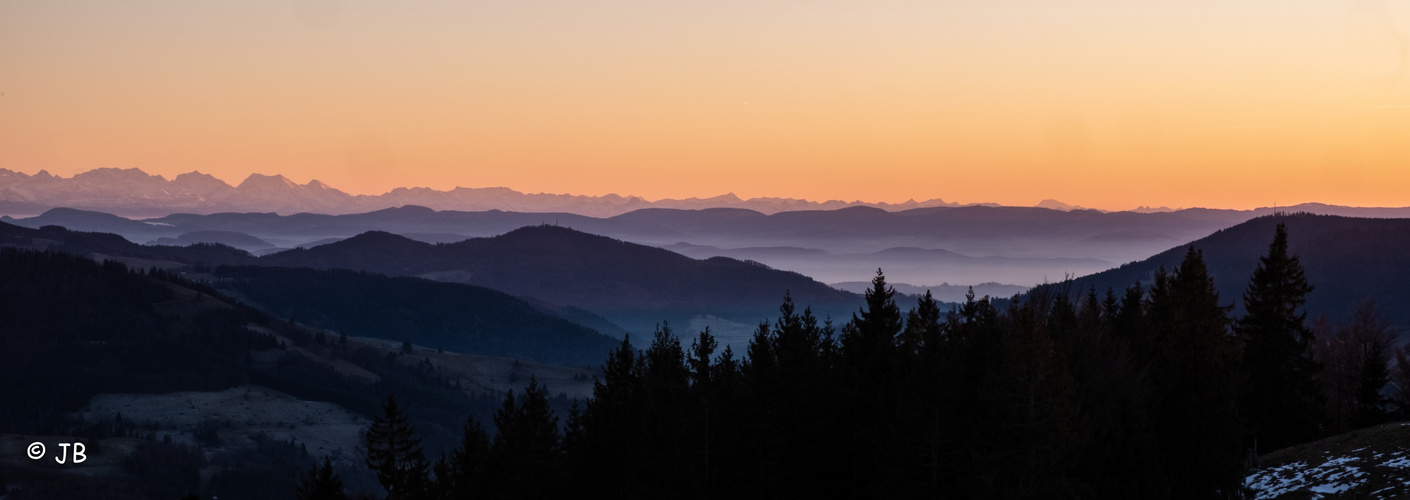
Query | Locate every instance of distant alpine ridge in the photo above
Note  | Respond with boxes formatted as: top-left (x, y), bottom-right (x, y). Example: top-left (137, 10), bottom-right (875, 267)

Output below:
top-left (0, 167), bottom-right (964, 217)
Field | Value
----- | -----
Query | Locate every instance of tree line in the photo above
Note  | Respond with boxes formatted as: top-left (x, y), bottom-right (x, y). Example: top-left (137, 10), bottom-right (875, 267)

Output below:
top-left (301, 223), bottom-right (1405, 499)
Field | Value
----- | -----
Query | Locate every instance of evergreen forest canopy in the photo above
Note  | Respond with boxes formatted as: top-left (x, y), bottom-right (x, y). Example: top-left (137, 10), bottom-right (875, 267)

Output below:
top-left (328, 223), bottom-right (1410, 500)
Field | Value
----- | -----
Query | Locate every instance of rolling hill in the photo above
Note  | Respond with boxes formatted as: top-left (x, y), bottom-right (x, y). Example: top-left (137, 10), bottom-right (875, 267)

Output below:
top-left (260, 225), bottom-right (864, 345)
top-left (0, 219), bottom-right (859, 348)
top-left (0, 221), bottom-right (624, 365)
top-left (213, 266), bottom-right (621, 367)
top-left (0, 218), bottom-right (257, 267)
top-left (5, 203), bottom-right (1257, 286)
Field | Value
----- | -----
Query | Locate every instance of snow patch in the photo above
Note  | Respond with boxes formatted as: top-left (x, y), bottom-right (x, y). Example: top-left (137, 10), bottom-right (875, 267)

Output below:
top-left (1246, 455), bottom-right (1366, 499)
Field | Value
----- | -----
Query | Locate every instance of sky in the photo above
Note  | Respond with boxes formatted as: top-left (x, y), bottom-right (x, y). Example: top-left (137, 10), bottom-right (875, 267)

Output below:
top-left (2, 1), bottom-right (1410, 210)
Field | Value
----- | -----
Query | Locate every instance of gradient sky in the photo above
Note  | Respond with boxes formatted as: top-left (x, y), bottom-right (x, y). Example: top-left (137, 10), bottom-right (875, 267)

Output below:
top-left (3, 1), bottom-right (1410, 210)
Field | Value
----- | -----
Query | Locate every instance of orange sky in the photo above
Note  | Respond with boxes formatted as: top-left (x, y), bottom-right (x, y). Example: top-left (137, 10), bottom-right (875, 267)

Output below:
top-left (3, 1), bottom-right (1410, 210)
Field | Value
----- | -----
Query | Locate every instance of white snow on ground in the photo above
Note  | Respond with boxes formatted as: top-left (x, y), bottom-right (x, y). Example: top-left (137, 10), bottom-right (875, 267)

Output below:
top-left (1246, 461), bottom-right (1310, 499)
top-left (1382, 452), bottom-right (1410, 469)
top-left (1246, 449), bottom-right (1410, 498)
top-left (1245, 455), bottom-right (1366, 499)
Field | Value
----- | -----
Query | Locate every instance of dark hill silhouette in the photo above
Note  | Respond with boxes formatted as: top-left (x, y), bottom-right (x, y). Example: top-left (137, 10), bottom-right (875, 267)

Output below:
top-left (1031, 213), bottom-right (1410, 331)
top-left (261, 225), bottom-right (863, 342)
top-left (0, 221), bottom-right (622, 364)
top-left (2, 219), bottom-right (862, 349)
top-left (149, 230), bottom-right (274, 251)
top-left (0, 247), bottom-right (264, 433)
top-left (0, 247), bottom-right (518, 496)
top-left (660, 242), bottom-right (1111, 289)
top-left (0, 219), bottom-right (256, 266)
top-left (5, 207), bottom-right (163, 238)
top-left (9, 203), bottom-right (1260, 285)
top-left (215, 266), bottom-right (621, 366)
top-left (14, 203), bottom-right (1243, 262)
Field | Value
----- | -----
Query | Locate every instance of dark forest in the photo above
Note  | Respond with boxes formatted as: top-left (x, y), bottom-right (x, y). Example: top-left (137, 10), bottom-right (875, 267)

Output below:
top-left (332, 223), bottom-right (1405, 499)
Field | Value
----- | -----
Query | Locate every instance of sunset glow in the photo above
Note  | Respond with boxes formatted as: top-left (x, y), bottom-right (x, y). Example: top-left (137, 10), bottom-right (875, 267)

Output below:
top-left (4, 1), bottom-right (1410, 210)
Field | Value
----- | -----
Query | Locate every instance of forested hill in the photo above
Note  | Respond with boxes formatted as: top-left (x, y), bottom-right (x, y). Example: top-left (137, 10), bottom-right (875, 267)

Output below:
top-left (261, 225), bottom-right (863, 337)
top-left (216, 266), bottom-right (620, 367)
top-left (1031, 213), bottom-right (1410, 330)
top-left (0, 221), bottom-right (623, 366)
top-left (0, 218), bottom-right (256, 266)
top-left (0, 219), bottom-right (859, 345)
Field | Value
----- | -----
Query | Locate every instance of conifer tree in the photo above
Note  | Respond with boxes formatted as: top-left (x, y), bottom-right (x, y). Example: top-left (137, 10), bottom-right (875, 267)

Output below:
top-left (430, 416), bottom-right (490, 499)
top-left (489, 377), bottom-right (563, 500)
top-left (635, 324), bottom-right (698, 496)
top-left (1315, 302), bottom-right (1396, 432)
top-left (843, 269), bottom-right (903, 365)
top-left (838, 269), bottom-right (906, 497)
top-left (1149, 248), bottom-right (1244, 499)
top-left (1237, 222), bottom-right (1321, 452)
top-left (297, 456), bottom-right (348, 500)
top-left (364, 395), bottom-right (428, 500)
top-left (1356, 339), bottom-right (1391, 428)
top-left (1394, 346), bottom-right (1410, 419)
top-left (568, 335), bottom-right (641, 496)
top-left (1069, 282), bottom-right (1165, 498)
top-left (1076, 286), bottom-right (1103, 334)
top-left (900, 290), bottom-right (942, 356)
top-left (689, 328), bottom-right (718, 387)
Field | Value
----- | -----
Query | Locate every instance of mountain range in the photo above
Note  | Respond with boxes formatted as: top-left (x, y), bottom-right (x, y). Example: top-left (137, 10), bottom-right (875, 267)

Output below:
top-left (0, 167), bottom-right (961, 218)
top-left (18, 167), bottom-right (1410, 222)
top-left (16, 199), bottom-right (1410, 287)
top-left (0, 203), bottom-right (1288, 287)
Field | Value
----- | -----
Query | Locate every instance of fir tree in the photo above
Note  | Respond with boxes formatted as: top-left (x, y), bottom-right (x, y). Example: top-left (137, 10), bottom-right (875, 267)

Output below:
top-left (900, 290), bottom-right (942, 355)
top-left (1314, 301), bottom-right (1396, 433)
top-left (569, 335), bottom-right (641, 496)
top-left (488, 377), bottom-right (564, 500)
top-left (843, 268), bottom-right (903, 365)
top-left (431, 416), bottom-right (490, 499)
top-left (365, 394), bottom-right (428, 500)
top-left (1355, 339), bottom-right (1391, 428)
top-left (1149, 248), bottom-right (1245, 499)
top-left (1237, 222), bottom-right (1321, 452)
top-left (839, 269), bottom-right (905, 497)
top-left (689, 327), bottom-right (718, 387)
top-left (297, 456), bottom-right (348, 500)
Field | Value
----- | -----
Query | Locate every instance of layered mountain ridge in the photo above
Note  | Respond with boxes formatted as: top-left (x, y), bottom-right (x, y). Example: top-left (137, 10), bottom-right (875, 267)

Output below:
top-left (0, 167), bottom-right (961, 217)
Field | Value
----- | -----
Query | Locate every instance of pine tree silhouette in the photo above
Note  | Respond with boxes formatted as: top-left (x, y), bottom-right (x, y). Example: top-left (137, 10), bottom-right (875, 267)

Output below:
top-left (1237, 222), bottom-right (1321, 453)
top-left (1149, 248), bottom-right (1245, 499)
top-left (429, 416), bottom-right (490, 499)
top-left (488, 377), bottom-right (563, 499)
top-left (297, 456), bottom-right (348, 500)
top-left (365, 394), bottom-right (428, 500)
top-left (1356, 338), bottom-right (1391, 428)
